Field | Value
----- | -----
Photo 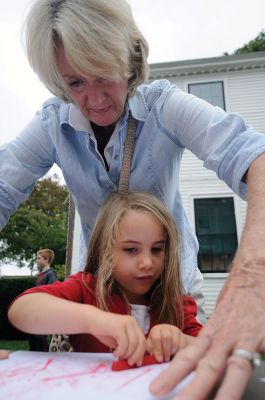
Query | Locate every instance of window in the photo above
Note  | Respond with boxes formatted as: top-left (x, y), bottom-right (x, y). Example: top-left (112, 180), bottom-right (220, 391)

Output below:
top-left (188, 81), bottom-right (225, 110)
top-left (194, 197), bottom-right (238, 272)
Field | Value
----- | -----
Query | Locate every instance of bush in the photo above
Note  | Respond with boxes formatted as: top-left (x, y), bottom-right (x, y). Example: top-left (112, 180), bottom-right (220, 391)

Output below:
top-left (53, 264), bottom-right (66, 281)
top-left (0, 276), bottom-right (36, 340)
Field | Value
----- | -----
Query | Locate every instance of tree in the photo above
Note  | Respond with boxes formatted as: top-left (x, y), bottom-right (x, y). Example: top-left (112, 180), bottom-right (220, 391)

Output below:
top-left (0, 175), bottom-right (68, 273)
top-left (224, 30), bottom-right (265, 55)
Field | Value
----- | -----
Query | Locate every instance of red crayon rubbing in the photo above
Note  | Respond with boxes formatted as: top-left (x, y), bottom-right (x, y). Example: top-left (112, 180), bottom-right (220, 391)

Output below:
top-left (111, 354), bottom-right (161, 371)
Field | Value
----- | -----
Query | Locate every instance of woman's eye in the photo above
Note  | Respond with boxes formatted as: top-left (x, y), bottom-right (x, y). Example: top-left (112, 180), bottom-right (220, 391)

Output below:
top-left (96, 77), bottom-right (105, 83)
top-left (68, 79), bottom-right (84, 88)
top-left (96, 77), bottom-right (111, 85)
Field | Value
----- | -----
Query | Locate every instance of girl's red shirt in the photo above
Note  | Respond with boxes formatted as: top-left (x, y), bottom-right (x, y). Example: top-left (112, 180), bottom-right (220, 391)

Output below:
top-left (10, 272), bottom-right (203, 352)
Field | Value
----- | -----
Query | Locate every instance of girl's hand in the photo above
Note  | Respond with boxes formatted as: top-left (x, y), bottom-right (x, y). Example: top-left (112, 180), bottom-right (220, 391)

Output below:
top-left (147, 324), bottom-right (194, 363)
top-left (89, 310), bottom-right (147, 366)
top-left (0, 350), bottom-right (10, 359)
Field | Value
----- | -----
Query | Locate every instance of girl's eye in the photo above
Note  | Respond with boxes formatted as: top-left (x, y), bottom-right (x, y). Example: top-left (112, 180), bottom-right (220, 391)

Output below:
top-left (123, 247), bottom-right (137, 254)
top-left (152, 247), bottom-right (164, 254)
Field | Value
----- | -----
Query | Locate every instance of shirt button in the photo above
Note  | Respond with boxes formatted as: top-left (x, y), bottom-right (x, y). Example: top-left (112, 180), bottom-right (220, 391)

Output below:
top-left (114, 155), bottom-right (119, 160)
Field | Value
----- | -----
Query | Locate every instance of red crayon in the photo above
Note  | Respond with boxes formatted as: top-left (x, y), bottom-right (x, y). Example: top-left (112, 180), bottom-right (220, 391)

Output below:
top-left (111, 354), bottom-right (161, 371)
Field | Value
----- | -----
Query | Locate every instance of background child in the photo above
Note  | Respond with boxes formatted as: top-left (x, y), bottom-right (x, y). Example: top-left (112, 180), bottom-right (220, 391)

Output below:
top-left (28, 248), bottom-right (58, 351)
top-left (8, 191), bottom-right (202, 366)
top-left (35, 249), bottom-right (57, 286)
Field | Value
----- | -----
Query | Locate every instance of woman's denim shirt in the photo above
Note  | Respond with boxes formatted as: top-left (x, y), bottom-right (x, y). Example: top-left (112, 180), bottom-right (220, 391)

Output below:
top-left (1, 79), bottom-right (265, 291)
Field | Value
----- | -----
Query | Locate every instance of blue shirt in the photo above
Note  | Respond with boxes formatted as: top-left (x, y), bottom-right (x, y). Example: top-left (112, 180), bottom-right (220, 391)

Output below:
top-left (1, 79), bottom-right (265, 291)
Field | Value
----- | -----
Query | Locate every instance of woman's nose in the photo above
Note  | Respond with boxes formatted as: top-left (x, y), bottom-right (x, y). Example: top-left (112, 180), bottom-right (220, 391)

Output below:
top-left (86, 85), bottom-right (106, 107)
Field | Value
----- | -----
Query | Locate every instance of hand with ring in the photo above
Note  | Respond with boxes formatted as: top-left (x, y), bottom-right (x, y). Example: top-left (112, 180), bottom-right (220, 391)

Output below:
top-left (149, 260), bottom-right (265, 400)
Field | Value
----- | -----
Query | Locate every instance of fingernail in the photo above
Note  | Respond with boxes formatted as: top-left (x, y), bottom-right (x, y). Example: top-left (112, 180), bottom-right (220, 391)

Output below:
top-left (155, 352), bottom-right (163, 362)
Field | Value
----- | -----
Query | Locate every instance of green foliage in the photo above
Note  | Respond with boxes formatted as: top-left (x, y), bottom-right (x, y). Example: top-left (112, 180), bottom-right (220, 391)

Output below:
top-left (53, 264), bottom-right (67, 281)
top-left (0, 340), bottom-right (29, 350)
top-left (0, 175), bottom-right (69, 271)
top-left (230, 30), bottom-right (265, 55)
top-left (0, 276), bottom-right (36, 340)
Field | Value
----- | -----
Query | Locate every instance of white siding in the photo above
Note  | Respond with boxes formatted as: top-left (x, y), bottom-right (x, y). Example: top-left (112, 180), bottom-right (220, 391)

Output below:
top-left (226, 70), bottom-right (265, 131)
top-left (201, 274), bottom-right (228, 319)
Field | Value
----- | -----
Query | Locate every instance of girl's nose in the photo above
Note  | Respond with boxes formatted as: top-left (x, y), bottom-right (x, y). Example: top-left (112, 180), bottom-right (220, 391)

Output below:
top-left (139, 253), bottom-right (153, 270)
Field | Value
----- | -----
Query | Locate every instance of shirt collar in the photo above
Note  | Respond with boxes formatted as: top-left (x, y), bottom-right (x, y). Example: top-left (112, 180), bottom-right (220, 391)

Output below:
top-left (68, 103), bottom-right (92, 132)
top-left (128, 90), bottom-right (149, 121)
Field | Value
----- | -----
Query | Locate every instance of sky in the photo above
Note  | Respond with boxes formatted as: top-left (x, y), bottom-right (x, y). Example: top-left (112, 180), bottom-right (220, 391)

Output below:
top-left (0, 263), bottom-right (37, 277)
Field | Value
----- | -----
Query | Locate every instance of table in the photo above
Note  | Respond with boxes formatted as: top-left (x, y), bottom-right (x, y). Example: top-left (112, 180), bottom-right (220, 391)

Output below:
top-left (1, 352), bottom-right (264, 399)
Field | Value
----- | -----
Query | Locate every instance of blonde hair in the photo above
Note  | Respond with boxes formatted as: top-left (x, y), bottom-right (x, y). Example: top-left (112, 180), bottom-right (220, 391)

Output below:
top-left (24, 0), bottom-right (149, 101)
top-left (84, 191), bottom-right (184, 329)
top-left (37, 248), bottom-right (55, 264)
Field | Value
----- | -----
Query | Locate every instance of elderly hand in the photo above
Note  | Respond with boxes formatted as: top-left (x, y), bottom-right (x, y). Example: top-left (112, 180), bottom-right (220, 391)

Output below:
top-left (149, 262), bottom-right (265, 399)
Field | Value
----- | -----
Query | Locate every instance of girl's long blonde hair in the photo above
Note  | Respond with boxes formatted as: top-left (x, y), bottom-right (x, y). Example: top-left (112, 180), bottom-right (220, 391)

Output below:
top-left (84, 191), bottom-right (184, 329)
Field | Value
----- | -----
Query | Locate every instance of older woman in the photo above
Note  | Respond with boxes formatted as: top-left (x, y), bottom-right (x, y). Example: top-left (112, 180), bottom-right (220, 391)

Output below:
top-left (1, 1), bottom-right (265, 399)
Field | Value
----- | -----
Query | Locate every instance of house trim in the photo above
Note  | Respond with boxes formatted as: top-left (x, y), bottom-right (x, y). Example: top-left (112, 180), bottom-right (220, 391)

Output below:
top-left (149, 51), bottom-right (265, 79)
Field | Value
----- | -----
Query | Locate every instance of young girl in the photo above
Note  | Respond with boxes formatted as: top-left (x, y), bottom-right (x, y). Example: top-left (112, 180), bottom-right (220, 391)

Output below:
top-left (8, 191), bottom-right (202, 367)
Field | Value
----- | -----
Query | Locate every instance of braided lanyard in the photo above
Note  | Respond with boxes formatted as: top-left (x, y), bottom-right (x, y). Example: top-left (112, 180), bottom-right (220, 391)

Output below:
top-left (118, 113), bottom-right (137, 193)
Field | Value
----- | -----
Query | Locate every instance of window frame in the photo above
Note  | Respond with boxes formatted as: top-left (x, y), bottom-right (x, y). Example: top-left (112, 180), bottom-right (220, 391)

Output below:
top-left (188, 80), bottom-right (226, 110)
top-left (191, 194), bottom-right (240, 273)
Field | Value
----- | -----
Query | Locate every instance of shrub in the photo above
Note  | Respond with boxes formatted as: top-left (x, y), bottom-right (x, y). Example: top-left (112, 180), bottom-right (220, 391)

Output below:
top-left (0, 276), bottom-right (36, 340)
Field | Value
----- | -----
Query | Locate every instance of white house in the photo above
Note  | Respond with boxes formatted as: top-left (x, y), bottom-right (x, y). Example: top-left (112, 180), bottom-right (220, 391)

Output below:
top-left (70, 52), bottom-right (265, 318)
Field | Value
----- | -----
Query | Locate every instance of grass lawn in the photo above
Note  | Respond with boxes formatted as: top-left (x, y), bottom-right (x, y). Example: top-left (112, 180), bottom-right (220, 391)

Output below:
top-left (0, 336), bottom-right (52, 352)
top-left (0, 339), bottom-right (29, 351)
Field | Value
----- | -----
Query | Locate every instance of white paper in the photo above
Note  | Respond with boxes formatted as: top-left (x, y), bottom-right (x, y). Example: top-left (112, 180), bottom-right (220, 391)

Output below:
top-left (0, 351), bottom-right (194, 400)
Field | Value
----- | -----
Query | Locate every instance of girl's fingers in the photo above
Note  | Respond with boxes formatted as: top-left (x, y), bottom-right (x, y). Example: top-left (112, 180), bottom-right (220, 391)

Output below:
top-left (113, 318), bottom-right (146, 366)
top-left (160, 327), bottom-right (173, 362)
top-left (128, 330), bottom-right (146, 367)
top-left (0, 350), bottom-right (10, 359)
top-left (147, 327), bottom-right (164, 362)
top-left (170, 329), bottom-right (182, 356)
top-left (125, 322), bottom-right (146, 365)
top-left (112, 328), bottom-right (130, 358)
top-left (148, 325), bottom-right (182, 363)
